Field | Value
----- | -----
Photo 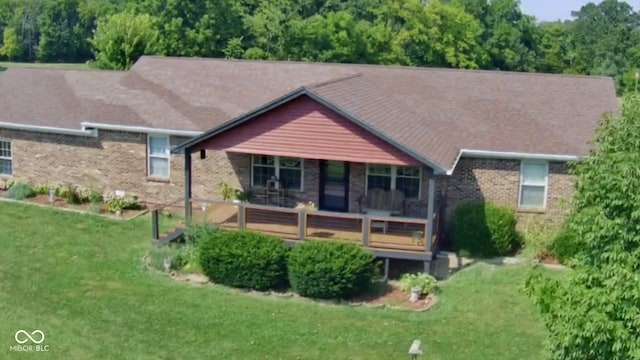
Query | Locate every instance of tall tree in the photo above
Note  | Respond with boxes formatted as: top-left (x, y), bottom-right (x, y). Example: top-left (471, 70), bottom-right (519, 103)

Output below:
top-left (1, 27), bottom-right (21, 60)
top-left (525, 95), bottom-right (640, 359)
top-left (37, 0), bottom-right (88, 62)
top-left (89, 11), bottom-right (163, 69)
top-left (569, 0), bottom-right (640, 90)
top-left (456, 0), bottom-right (539, 71)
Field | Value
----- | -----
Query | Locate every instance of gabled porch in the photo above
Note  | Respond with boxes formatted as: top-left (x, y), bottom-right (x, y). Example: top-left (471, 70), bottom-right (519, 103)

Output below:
top-left (175, 92), bottom-right (447, 265)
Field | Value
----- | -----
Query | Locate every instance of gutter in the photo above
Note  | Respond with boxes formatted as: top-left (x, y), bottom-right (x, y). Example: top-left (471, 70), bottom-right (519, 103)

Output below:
top-left (0, 121), bottom-right (97, 137)
top-left (81, 122), bottom-right (203, 137)
top-left (446, 149), bottom-right (580, 175)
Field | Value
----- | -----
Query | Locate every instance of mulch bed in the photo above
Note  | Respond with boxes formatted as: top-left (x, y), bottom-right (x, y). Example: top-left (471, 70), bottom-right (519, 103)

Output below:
top-left (142, 251), bottom-right (436, 311)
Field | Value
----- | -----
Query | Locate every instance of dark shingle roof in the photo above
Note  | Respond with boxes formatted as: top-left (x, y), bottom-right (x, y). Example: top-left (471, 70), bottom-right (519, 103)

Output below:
top-left (0, 56), bottom-right (618, 170)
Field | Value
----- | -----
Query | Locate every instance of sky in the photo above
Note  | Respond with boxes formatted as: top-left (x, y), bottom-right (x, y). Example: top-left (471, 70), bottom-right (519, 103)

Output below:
top-left (520, 0), bottom-right (640, 21)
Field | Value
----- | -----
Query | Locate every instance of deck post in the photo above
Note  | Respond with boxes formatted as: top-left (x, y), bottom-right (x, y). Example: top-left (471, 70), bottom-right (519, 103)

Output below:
top-left (298, 210), bottom-right (307, 241)
top-left (383, 258), bottom-right (390, 282)
top-left (362, 215), bottom-right (370, 247)
top-left (238, 203), bottom-right (246, 229)
top-left (425, 168), bottom-right (435, 252)
top-left (184, 147), bottom-right (192, 221)
top-left (424, 260), bottom-right (431, 274)
top-left (151, 209), bottom-right (160, 240)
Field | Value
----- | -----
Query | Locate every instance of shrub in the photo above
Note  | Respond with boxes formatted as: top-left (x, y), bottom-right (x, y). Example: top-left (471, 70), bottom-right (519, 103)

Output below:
top-left (87, 189), bottom-right (104, 204)
top-left (450, 201), bottom-right (522, 258)
top-left (518, 220), bottom-right (557, 261)
top-left (198, 230), bottom-right (288, 291)
top-left (399, 272), bottom-right (437, 295)
top-left (287, 241), bottom-right (379, 299)
top-left (185, 222), bottom-right (219, 245)
top-left (122, 195), bottom-right (142, 210)
top-left (33, 184), bottom-right (51, 195)
top-left (63, 185), bottom-right (82, 205)
top-left (552, 226), bottom-right (581, 265)
top-left (149, 244), bottom-right (199, 272)
top-left (4, 183), bottom-right (35, 200)
top-left (105, 195), bottom-right (125, 213)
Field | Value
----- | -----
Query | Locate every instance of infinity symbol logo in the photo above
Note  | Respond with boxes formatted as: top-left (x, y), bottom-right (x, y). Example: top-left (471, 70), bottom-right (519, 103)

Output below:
top-left (15, 330), bottom-right (45, 344)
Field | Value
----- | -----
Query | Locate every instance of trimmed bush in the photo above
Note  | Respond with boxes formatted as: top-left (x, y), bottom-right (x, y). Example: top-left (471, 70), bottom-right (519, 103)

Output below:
top-left (450, 201), bottom-right (522, 257)
top-left (198, 230), bottom-right (288, 291)
top-left (4, 183), bottom-right (35, 200)
top-left (287, 241), bottom-right (379, 299)
top-left (552, 226), bottom-right (581, 264)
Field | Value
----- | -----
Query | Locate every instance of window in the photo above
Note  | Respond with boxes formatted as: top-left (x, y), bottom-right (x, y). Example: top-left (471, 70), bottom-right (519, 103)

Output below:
top-left (148, 135), bottom-right (170, 178)
top-left (251, 155), bottom-right (303, 190)
top-left (366, 164), bottom-right (421, 199)
top-left (0, 140), bottom-right (11, 176)
top-left (519, 161), bottom-right (548, 209)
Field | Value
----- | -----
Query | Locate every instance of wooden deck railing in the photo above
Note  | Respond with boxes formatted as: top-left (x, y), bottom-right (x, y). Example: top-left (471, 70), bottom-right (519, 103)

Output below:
top-left (189, 198), bottom-right (438, 254)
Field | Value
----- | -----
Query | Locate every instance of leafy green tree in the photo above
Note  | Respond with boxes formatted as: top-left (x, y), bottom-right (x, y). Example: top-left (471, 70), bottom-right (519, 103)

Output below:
top-left (456, 0), bottom-right (539, 71)
top-left (140, 0), bottom-right (245, 57)
top-left (1, 27), bottom-right (21, 60)
top-left (244, 0), bottom-right (300, 59)
top-left (89, 12), bottom-right (163, 70)
top-left (525, 95), bottom-right (640, 360)
top-left (568, 0), bottom-right (640, 91)
top-left (372, 0), bottom-right (483, 68)
top-left (294, 11), bottom-right (373, 63)
top-left (37, 0), bottom-right (88, 62)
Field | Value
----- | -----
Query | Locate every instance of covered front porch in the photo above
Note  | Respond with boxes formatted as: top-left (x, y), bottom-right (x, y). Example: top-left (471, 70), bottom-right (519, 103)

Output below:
top-left (175, 93), bottom-right (447, 262)
top-left (188, 193), bottom-right (443, 260)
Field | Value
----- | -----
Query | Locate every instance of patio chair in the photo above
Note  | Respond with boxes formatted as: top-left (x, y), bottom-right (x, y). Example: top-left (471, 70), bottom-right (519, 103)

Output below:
top-left (388, 189), bottom-right (405, 216)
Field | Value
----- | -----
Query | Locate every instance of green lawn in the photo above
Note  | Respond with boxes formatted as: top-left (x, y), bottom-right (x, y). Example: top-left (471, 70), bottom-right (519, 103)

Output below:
top-left (0, 202), bottom-right (548, 359)
top-left (0, 62), bottom-right (88, 72)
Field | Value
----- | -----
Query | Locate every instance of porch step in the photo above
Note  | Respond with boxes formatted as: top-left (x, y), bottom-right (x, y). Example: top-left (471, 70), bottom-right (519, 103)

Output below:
top-left (154, 223), bottom-right (186, 246)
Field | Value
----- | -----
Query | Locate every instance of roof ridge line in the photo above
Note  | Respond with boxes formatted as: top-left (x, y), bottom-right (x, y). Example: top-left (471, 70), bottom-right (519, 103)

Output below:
top-left (306, 73), bottom-right (364, 89)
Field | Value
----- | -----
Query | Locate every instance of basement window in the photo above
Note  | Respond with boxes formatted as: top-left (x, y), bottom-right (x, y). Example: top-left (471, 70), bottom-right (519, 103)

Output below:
top-left (519, 161), bottom-right (548, 209)
top-left (0, 140), bottom-right (11, 176)
top-left (148, 135), bottom-right (170, 178)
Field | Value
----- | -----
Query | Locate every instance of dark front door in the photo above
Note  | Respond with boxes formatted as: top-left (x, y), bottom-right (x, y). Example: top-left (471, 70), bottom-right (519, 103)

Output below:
top-left (319, 160), bottom-right (349, 212)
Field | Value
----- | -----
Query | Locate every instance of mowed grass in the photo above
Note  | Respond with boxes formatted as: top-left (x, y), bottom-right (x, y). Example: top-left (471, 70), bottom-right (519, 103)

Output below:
top-left (0, 202), bottom-right (548, 359)
top-left (0, 62), bottom-right (88, 72)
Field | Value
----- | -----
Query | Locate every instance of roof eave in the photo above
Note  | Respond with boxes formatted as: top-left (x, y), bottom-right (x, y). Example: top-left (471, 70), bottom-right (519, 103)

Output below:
top-left (445, 149), bottom-right (581, 175)
top-left (81, 122), bottom-right (203, 137)
top-left (0, 121), bottom-right (97, 137)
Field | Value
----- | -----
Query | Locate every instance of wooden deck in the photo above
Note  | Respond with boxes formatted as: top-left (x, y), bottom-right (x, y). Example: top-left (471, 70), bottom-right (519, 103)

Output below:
top-left (189, 199), bottom-right (440, 260)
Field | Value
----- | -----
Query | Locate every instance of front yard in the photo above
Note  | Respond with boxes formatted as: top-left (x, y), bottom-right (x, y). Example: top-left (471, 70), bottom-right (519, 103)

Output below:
top-left (0, 202), bottom-right (549, 359)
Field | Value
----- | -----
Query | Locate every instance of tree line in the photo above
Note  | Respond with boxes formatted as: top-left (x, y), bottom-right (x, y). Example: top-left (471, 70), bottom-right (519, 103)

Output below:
top-left (1, 0), bottom-right (639, 92)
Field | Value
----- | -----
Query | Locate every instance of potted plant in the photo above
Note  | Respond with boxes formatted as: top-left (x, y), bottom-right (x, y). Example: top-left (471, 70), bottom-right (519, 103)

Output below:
top-left (234, 189), bottom-right (252, 203)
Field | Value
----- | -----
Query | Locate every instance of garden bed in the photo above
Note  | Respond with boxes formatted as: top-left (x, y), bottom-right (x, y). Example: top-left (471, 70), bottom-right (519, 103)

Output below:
top-left (143, 251), bottom-right (437, 312)
top-left (0, 190), bottom-right (148, 220)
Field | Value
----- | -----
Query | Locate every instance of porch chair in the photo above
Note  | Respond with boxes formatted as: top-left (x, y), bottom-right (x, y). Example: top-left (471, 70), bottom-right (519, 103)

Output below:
top-left (362, 188), bottom-right (406, 234)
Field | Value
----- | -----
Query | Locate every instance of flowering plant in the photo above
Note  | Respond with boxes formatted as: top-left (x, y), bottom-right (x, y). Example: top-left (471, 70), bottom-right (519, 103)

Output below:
top-left (295, 201), bottom-right (317, 211)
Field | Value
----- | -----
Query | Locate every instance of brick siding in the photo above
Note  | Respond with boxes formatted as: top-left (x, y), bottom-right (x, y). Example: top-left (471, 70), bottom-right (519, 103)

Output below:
top-left (0, 129), bottom-right (575, 225)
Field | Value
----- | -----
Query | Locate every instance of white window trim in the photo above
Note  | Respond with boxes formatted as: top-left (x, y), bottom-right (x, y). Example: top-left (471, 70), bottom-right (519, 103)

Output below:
top-left (147, 134), bottom-right (170, 178)
top-left (0, 138), bottom-right (12, 176)
top-left (365, 164), bottom-right (422, 200)
top-left (518, 160), bottom-right (549, 210)
top-left (251, 155), bottom-right (304, 191)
